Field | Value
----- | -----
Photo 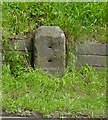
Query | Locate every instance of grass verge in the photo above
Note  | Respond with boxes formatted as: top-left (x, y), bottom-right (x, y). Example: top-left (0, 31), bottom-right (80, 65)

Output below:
top-left (2, 63), bottom-right (106, 118)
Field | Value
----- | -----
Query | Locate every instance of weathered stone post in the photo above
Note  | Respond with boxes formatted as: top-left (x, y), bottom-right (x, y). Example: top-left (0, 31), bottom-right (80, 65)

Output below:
top-left (34, 26), bottom-right (66, 76)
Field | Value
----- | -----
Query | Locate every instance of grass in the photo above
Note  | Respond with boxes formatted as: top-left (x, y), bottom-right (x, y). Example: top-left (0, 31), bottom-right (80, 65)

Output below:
top-left (2, 2), bottom-right (107, 43)
top-left (2, 51), bottom-right (106, 118)
top-left (2, 2), bottom-right (107, 118)
top-left (2, 64), bottom-right (106, 118)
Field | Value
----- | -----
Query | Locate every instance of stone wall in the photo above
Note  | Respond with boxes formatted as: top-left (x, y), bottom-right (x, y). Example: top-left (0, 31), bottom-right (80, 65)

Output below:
top-left (2, 26), bottom-right (107, 75)
top-left (3, 31), bottom-right (34, 67)
top-left (75, 42), bottom-right (108, 70)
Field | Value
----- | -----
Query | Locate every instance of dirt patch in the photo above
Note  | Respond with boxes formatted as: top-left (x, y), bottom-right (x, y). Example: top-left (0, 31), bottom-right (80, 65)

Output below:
top-left (2, 110), bottom-right (43, 118)
top-left (2, 110), bottom-right (105, 119)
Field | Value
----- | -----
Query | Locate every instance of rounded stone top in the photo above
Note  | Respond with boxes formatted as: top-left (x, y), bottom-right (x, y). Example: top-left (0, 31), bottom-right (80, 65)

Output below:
top-left (35, 26), bottom-right (65, 38)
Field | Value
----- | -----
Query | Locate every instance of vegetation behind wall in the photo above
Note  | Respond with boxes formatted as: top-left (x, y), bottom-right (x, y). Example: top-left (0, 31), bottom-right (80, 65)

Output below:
top-left (2, 2), bottom-right (106, 43)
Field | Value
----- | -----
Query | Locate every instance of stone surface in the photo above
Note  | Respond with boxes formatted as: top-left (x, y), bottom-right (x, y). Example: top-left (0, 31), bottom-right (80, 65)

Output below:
top-left (34, 26), bottom-right (66, 76)
top-left (76, 42), bottom-right (108, 55)
top-left (7, 35), bottom-right (32, 52)
top-left (76, 55), bottom-right (107, 67)
top-left (74, 42), bottom-right (108, 70)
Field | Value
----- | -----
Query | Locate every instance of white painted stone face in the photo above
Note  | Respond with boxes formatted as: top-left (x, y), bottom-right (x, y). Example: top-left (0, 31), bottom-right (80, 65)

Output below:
top-left (34, 26), bottom-right (66, 76)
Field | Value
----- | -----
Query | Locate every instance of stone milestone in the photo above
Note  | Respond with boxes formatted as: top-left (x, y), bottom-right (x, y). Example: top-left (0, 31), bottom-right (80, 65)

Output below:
top-left (34, 26), bottom-right (66, 76)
